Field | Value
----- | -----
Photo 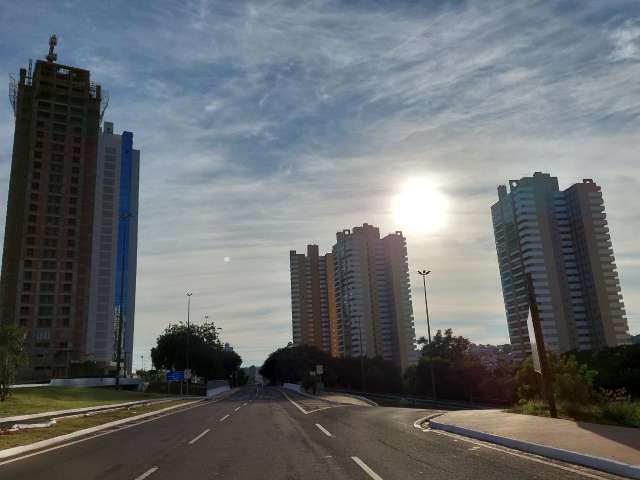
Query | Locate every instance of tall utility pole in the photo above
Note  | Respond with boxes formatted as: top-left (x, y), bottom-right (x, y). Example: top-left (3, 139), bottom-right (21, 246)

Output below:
top-left (115, 211), bottom-right (134, 389)
top-left (418, 270), bottom-right (437, 401)
top-left (185, 292), bottom-right (192, 394)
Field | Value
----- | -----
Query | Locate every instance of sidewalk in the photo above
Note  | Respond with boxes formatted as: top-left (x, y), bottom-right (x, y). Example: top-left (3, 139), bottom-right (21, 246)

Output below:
top-left (429, 410), bottom-right (640, 478)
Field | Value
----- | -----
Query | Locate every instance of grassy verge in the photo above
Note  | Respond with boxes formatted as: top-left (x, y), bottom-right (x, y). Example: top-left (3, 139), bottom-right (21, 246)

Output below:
top-left (508, 399), bottom-right (640, 428)
top-left (0, 399), bottom-right (193, 450)
top-left (0, 387), bottom-right (167, 418)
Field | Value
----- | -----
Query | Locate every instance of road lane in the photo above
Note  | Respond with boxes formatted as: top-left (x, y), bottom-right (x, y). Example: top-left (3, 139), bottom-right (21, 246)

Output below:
top-left (0, 389), bottom-right (253, 480)
top-left (276, 388), bottom-right (623, 480)
top-left (0, 386), bottom-right (625, 480)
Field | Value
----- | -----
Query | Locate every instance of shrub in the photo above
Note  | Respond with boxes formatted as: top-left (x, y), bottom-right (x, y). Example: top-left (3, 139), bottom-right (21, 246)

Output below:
top-left (601, 401), bottom-right (640, 428)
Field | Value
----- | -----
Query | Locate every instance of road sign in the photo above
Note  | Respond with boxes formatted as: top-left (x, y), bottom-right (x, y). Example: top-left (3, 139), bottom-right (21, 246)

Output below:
top-left (184, 369), bottom-right (192, 380)
top-left (316, 364), bottom-right (324, 375)
top-left (167, 370), bottom-right (185, 382)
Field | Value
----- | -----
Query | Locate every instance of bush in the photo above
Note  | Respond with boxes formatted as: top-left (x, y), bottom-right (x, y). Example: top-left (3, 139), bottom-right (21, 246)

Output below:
top-left (601, 401), bottom-right (640, 428)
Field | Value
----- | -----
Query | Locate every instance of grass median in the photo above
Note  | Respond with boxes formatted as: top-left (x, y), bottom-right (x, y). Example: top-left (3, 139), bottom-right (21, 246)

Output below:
top-left (0, 387), bottom-right (168, 418)
top-left (0, 399), bottom-right (194, 450)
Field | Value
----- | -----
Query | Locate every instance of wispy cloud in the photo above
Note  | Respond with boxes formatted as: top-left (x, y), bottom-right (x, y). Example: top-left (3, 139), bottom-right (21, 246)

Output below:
top-left (0, 0), bottom-right (639, 366)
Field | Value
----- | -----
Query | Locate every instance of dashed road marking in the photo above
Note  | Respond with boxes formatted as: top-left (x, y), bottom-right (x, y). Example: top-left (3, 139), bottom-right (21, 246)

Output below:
top-left (188, 429), bottom-right (210, 445)
top-left (352, 457), bottom-right (383, 480)
top-left (134, 466), bottom-right (158, 480)
top-left (219, 414), bottom-right (230, 422)
top-left (315, 423), bottom-right (333, 437)
top-left (234, 406), bottom-right (241, 412)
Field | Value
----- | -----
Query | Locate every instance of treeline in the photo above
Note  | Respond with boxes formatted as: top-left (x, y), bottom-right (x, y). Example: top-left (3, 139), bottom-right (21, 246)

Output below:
top-left (150, 322), bottom-right (242, 381)
top-left (261, 330), bottom-right (640, 406)
top-left (260, 329), bottom-right (516, 403)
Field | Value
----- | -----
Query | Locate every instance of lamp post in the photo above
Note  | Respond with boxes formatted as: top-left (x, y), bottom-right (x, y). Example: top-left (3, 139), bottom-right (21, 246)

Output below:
top-left (115, 211), bottom-right (134, 389)
top-left (185, 292), bottom-right (192, 394)
top-left (417, 269), bottom-right (437, 401)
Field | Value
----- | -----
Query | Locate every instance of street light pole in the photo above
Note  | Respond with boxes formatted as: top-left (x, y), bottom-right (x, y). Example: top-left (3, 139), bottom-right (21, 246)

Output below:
top-left (185, 292), bottom-right (192, 394)
top-left (418, 270), bottom-right (437, 401)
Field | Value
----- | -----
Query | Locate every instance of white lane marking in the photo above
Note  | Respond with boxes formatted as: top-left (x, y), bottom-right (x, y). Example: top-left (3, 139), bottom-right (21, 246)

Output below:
top-left (315, 423), bottom-right (333, 437)
top-left (280, 388), bottom-right (309, 414)
top-left (352, 457), bottom-right (383, 480)
top-left (0, 398), bottom-right (223, 467)
top-left (134, 466), bottom-right (159, 480)
top-left (188, 428), bottom-right (210, 445)
top-left (219, 414), bottom-right (230, 422)
top-left (234, 406), bottom-right (241, 412)
top-left (243, 402), bottom-right (248, 406)
top-left (279, 388), bottom-right (341, 415)
top-left (427, 429), bottom-right (612, 480)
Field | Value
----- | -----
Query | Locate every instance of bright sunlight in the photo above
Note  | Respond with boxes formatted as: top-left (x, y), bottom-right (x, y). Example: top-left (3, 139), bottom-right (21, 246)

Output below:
top-left (391, 178), bottom-right (449, 234)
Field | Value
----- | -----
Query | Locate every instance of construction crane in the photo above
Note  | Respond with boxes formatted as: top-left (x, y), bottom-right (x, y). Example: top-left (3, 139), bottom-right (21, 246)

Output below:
top-left (46, 34), bottom-right (58, 63)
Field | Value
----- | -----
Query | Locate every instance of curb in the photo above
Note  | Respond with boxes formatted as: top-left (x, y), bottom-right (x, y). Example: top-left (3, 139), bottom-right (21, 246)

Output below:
top-left (0, 397), bottom-right (178, 426)
top-left (429, 419), bottom-right (640, 480)
top-left (327, 392), bottom-right (378, 407)
top-left (288, 387), bottom-right (378, 407)
top-left (0, 399), bottom-right (203, 461)
top-left (413, 413), bottom-right (444, 430)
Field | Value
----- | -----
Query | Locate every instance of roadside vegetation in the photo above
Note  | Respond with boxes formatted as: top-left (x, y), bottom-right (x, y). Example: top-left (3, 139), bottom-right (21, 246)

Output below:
top-left (0, 387), bottom-right (166, 417)
top-left (260, 329), bottom-right (516, 405)
top-left (150, 321), bottom-right (242, 382)
top-left (0, 399), bottom-right (191, 450)
top-left (513, 345), bottom-right (640, 428)
top-left (261, 334), bottom-right (640, 428)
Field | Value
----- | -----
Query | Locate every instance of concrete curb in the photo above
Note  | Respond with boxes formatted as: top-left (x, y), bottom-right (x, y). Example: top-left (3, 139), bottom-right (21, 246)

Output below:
top-left (284, 386), bottom-right (378, 407)
top-left (325, 392), bottom-right (379, 407)
top-left (429, 419), bottom-right (640, 480)
top-left (0, 399), bottom-right (202, 461)
top-left (0, 398), bottom-right (176, 426)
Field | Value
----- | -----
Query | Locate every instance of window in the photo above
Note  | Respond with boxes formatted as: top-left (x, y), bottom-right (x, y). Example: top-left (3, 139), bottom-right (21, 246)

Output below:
top-left (38, 306), bottom-right (54, 316)
top-left (41, 271), bottom-right (56, 281)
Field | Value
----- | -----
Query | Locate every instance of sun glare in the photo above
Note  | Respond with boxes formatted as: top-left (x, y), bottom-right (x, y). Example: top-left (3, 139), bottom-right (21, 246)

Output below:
top-left (392, 179), bottom-right (449, 234)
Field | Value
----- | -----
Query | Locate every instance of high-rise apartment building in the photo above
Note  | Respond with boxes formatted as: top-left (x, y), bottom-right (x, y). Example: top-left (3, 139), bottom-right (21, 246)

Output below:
top-left (290, 224), bottom-right (418, 370)
top-left (289, 245), bottom-right (338, 355)
top-left (491, 172), bottom-right (630, 360)
top-left (87, 122), bottom-right (139, 374)
top-left (1, 38), bottom-right (102, 378)
top-left (1, 37), bottom-right (140, 379)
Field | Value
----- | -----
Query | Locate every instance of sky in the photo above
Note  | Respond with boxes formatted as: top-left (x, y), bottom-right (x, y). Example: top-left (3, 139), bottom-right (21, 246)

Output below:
top-left (0, 0), bottom-right (639, 368)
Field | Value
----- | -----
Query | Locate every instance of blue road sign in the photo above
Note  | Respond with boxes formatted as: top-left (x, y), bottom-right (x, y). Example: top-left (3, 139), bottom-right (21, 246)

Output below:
top-left (167, 371), bottom-right (185, 382)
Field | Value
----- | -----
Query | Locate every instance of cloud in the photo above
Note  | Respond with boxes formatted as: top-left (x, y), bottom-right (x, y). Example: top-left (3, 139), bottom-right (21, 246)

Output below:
top-left (0, 0), bottom-right (639, 367)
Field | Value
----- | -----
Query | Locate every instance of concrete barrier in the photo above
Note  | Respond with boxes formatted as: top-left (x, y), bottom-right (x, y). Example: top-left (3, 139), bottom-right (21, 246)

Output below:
top-left (283, 383), bottom-right (302, 393)
top-left (206, 385), bottom-right (230, 398)
top-left (50, 378), bottom-right (143, 388)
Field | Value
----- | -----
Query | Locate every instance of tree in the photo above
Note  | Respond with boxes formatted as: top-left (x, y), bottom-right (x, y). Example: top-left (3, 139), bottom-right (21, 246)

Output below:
top-left (0, 325), bottom-right (27, 401)
top-left (151, 321), bottom-right (241, 381)
top-left (516, 352), bottom-right (596, 411)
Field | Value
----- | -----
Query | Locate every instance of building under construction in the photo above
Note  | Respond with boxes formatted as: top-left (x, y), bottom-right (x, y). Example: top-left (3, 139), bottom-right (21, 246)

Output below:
top-left (1, 36), bottom-right (139, 380)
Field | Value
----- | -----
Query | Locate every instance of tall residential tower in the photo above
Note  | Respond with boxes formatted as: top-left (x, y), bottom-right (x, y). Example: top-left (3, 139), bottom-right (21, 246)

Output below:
top-left (491, 173), bottom-right (630, 360)
top-left (86, 122), bottom-right (139, 374)
top-left (290, 224), bottom-right (418, 371)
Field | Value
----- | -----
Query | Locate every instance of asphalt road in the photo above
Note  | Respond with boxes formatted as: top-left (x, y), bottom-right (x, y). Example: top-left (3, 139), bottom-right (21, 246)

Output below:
top-left (0, 386), bottom-right (624, 480)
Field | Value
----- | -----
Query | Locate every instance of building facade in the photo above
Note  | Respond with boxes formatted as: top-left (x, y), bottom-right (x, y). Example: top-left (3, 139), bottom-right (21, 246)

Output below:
top-left (1, 39), bottom-right (101, 378)
top-left (1, 38), bottom-right (140, 379)
top-left (86, 122), bottom-right (139, 374)
top-left (491, 172), bottom-right (630, 360)
top-left (290, 224), bottom-right (418, 370)
top-left (289, 245), bottom-right (338, 355)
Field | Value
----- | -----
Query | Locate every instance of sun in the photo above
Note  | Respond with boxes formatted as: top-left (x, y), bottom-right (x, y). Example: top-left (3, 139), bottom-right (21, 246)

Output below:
top-left (391, 179), bottom-right (449, 234)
